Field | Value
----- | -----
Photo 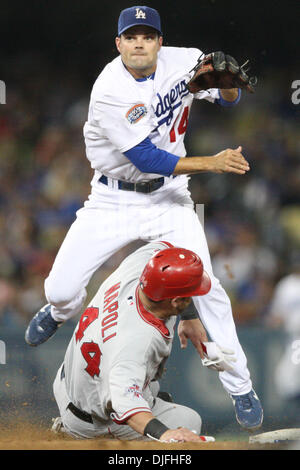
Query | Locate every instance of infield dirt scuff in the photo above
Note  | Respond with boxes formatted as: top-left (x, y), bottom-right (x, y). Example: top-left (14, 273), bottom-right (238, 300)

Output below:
top-left (0, 421), bottom-right (285, 450)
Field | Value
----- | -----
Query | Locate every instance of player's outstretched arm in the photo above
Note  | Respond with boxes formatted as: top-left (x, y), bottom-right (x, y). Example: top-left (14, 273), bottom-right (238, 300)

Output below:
top-left (173, 146), bottom-right (250, 176)
top-left (126, 411), bottom-right (156, 435)
top-left (126, 412), bottom-right (209, 442)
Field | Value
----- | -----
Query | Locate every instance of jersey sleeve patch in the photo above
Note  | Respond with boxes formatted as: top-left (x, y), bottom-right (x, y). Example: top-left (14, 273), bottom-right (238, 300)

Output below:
top-left (125, 382), bottom-right (143, 399)
top-left (126, 103), bottom-right (147, 124)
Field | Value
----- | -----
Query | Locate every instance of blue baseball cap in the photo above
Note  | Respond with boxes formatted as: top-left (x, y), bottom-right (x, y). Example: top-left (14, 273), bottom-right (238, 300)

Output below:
top-left (118, 6), bottom-right (162, 36)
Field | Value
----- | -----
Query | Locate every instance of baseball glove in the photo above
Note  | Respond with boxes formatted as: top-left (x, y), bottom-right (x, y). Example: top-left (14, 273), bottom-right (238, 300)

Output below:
top-left (187, 51), bottom-right (257, 94)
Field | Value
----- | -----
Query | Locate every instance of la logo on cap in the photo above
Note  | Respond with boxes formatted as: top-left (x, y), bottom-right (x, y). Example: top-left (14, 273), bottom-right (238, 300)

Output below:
top-left (135, 8), bottom-right (146, 19)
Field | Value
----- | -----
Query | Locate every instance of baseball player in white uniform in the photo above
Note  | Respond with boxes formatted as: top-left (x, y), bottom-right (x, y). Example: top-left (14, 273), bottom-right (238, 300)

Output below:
top-left (26, 6), bottom-right (263, 430)
top-left (52, 241), bottom-right (216, 442)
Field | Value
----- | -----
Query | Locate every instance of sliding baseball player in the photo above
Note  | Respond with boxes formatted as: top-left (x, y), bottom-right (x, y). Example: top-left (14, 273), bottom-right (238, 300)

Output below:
top-left (52, 241), bottom-right (227, 441)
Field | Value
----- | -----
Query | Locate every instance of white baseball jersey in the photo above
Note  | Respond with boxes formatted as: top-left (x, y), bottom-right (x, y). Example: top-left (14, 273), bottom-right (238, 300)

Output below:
top-left (83, 46), bottom-right (220, 183)
top-left (61, 241), bottom-right (176, 424)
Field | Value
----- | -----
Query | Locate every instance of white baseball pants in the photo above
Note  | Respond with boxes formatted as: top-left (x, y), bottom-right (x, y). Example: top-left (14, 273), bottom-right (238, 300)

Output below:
top-left (45, 176), bottom-right (252, 395)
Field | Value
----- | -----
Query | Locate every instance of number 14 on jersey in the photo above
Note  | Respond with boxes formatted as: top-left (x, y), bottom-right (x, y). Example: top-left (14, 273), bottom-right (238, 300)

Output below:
top-left (169, 106), bottom-right (189, 143)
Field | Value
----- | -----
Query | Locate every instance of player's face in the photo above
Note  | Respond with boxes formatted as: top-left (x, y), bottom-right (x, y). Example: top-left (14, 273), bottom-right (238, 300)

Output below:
top-left (115, 26), bottom-right (162, 78)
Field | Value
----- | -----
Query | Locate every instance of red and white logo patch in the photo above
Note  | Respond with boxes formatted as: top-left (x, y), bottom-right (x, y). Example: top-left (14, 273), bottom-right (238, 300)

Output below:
top-left (126, 383), bottom-right (142, 399)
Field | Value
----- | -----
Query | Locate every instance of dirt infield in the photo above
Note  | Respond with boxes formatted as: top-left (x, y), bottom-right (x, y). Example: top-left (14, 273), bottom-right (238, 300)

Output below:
top-left (0, 422), bottom-right (286, 450)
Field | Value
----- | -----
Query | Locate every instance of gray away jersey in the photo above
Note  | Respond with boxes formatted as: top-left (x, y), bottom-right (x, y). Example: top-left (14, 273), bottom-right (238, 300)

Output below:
top-left (61, 241), bottom-right (177, 424)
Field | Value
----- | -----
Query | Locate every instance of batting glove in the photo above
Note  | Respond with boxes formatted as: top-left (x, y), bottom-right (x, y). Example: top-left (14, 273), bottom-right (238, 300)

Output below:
top-left (201, 341), bottom-right (237, 372)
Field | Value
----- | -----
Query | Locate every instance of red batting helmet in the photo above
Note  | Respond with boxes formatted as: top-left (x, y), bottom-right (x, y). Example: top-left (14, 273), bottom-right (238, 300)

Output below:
top-left (139, 247), bottom-right (211, 301)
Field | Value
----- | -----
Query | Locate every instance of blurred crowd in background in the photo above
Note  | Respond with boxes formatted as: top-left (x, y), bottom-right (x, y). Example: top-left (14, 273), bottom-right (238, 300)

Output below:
top-left (0, 1), bottom-right (299, 428)
top-left (0, 52), bottom-right (299, 337)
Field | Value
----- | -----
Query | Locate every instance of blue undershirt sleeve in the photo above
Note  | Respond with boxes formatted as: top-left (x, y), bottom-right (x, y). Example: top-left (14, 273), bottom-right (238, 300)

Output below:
top-left (124, 137), bottom-right (180, 177)
top-left (215, 88), bottom-right (241, 107)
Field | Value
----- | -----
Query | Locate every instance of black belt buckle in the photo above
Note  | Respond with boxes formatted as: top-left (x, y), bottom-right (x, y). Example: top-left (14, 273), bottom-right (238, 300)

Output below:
top-left (137, 178), bottom-right (164, 194)
top-left (137, 181), bottom-right (153, 194)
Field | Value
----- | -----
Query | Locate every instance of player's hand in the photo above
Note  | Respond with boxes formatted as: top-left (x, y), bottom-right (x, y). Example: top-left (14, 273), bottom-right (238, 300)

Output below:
top-left (160, 427), bottom-right (213, 443)
top-left (212, 146), bottom-right (250, 174)
top-left (177, 318), bottom-right (208, 359)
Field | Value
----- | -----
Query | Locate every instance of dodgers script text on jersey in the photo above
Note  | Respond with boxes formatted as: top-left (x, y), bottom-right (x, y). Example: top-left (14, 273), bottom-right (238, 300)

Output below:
top-left (83, 47), bottom-right (218, 183)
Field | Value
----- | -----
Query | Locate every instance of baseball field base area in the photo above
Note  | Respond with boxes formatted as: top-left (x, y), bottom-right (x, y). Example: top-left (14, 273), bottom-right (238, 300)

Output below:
top-left (0, 422), bottom-right (299, 451)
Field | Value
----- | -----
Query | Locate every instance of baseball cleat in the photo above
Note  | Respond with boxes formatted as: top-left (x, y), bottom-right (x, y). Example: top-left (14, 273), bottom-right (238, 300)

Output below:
top-left (25, 304), bottom-right (63, 346)
top-left (51, 417), bottom-right (64, 433)
top-left (231, 389), bottom-right (263, 431)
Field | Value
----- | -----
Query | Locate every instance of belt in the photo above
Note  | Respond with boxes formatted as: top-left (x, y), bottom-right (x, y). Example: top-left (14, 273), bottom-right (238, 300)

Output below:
top-left (67, 402), bottom-right (93, 424)
top-left (99, 175), bottom-right (173, 193)
top-left (60, 365), bottom-right (93, 424)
